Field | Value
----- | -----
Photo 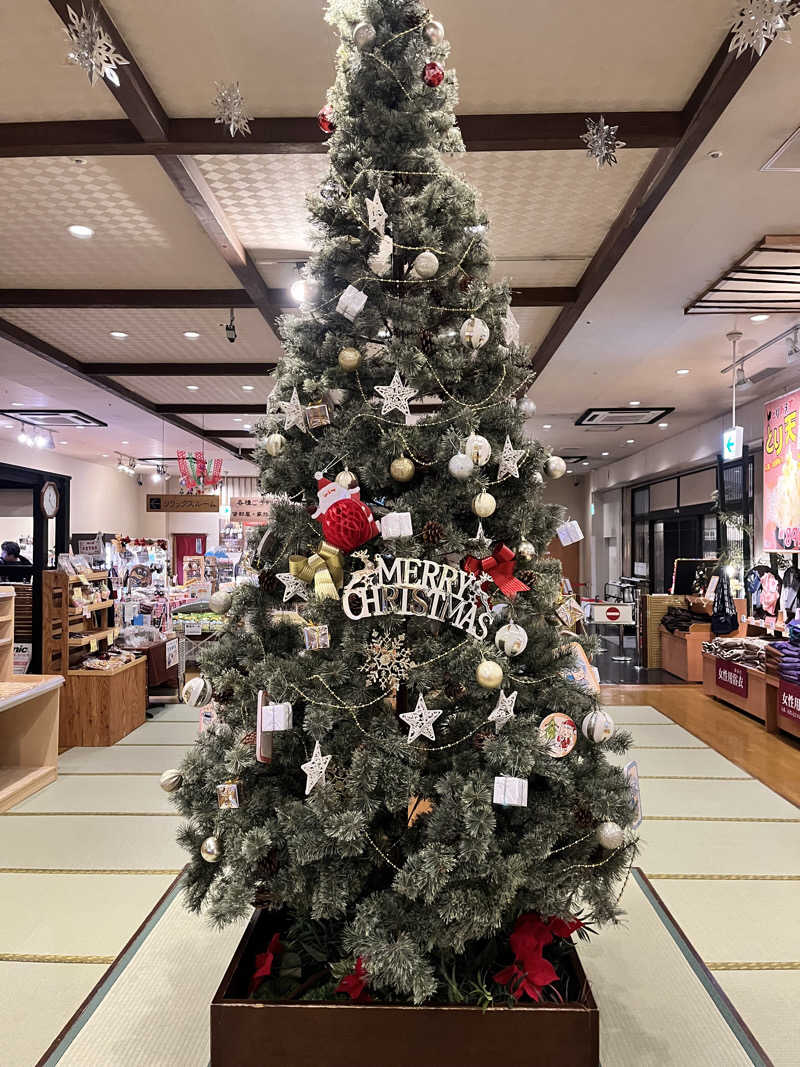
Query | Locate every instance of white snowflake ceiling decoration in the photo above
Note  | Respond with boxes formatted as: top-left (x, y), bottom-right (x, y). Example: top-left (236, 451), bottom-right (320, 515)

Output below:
top-left (65, 4), bottom-right (129, 87)
top-left (580, 115), bottom-right (626, 169)
top-left (360, 630), bottom-right (416, 690)
top-left (728, 0), bottom-right (798, 57)
top-left (212, 81), bottom-right (253, 138)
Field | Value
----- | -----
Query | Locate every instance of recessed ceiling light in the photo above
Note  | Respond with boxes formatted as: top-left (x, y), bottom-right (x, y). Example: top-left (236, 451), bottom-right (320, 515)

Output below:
top-left (581, 461), bottom-right (589, 466)
top-left (659, 422), bottom-right (669, 428)
top-left (186, 385), bottom-right (199, 391)
top-left (542, 424), bottom-right (552, 429)
top-left (60, 440), bottom-right (68, 444)
top-left (676, 368), bottom-right (690, 376)
top-left (706, 149), bottom-right (723, 159)
top-left (71, 157), bottom-right (88, 166)
top-left (233, 418), bottom-right (242, 423)
top-left (183, 331), bottom-right (200, 339)
top-left (750, 314), bottom-right (770, 322)
top-left (110, 330), bottom-right (128, 339)
top-left (601, 451), bottom-right (609, 456)
top-left (628, 401), bottom-right (641, 406)
top-left (626, 439), bottom-right (635, 444)
top-left (101, 453), bottom-right (109, 457)
top-left (290, 280), bottom-right (306, 302)
top-left (243, 423), bottom-right (251, 429)
top-left (121, 440), bottom-right (128, 444)
top-left (566, 469), bottom-right (574, 474)
top-left (242, 385), bottom-right (255, 391)
top-left (68, 224), bottom-right (94, 239)
top-left (11, 402), bottom-right (24, 407)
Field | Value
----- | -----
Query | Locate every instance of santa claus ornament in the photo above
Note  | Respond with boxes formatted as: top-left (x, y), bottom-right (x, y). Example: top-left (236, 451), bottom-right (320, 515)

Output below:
top-left (311, 472), bottom-right (380, 553)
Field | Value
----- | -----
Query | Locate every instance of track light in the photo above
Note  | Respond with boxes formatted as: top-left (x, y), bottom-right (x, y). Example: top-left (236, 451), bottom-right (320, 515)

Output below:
top-left (787, 329), bottom-right (800, 366)
top-left (221, 308), bottom-right (237, 343)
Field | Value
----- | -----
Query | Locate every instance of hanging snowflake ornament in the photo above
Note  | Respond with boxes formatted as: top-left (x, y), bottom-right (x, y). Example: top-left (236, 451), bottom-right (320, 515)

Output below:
top-left (279, 387), bottom-right (308, 432)
top-left (729, 0), bottom-right (796, 57)
top-left (374, 370), bottom-right (418, 416)
top-left (65, 4), bottom-right (129, 87)
top-left (212, 81), bottom-right (253, 138)
top-left (497, 435), bottom-right (525, 481)
top-left (276, 572), bottom-right (311, 603)
top-left (488, 689), bottom-right (518, 733)
top-left (580, 115), bottom-right (626, 169)
top-left (301, 741), bottom-right (331, 795)
top-left (365, 189), bottom-right (388, 236)
top-left (400, 694), bottom-right (443, 743)
top-left (360, 630), bottom-right (416, 690)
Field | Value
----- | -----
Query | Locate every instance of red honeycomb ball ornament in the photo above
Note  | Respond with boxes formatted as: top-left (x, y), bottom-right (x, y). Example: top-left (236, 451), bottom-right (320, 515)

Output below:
top-left (317, 104), bottom-right (335, 135)
top-left (320, 498), bottom-right (378, 553)
top-left (422, 62), bottom-right (445, 88)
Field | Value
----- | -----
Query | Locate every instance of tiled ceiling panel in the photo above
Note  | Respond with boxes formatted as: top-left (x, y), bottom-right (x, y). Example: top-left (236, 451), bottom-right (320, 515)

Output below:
top-left (0, 157), bottom-right (237, 288)
top-left (113, 374), bottom-right (274, 406)
top-left (102, 0), bottom-right (730, 115)
top-left (513, 306), bottom-right (564, 351)
top-left (0, 308), bottom-right (284, 363)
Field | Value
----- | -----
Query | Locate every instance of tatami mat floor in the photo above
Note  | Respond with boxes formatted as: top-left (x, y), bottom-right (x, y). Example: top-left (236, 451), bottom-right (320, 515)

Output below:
top-left (0, 694), bottom-right (797, 1065)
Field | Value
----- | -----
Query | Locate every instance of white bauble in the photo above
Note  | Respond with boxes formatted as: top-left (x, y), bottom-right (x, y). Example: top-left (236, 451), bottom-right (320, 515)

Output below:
top-left (495, 622), bottom-right (528, 657)
top-left (472, 491), bottom-right (496, 518)
top-left (464, 433), bottom-right (492, 466)
top-left (423, 19), bottom-right (445, 44)
top-left (159, 768), bottom-right (182, 793)
top-left (448, 453), bottom-right (474, 481)
top-left (545, 455), bottom-right (567, 480)
top-left (200, 836), bottom-right (222, 863)
top-left (353, 21), bottom-right (376, 49)
top-left (182, 676), bottom-right (213, 707)
top-left (335, 469), bottom-right (358, 490)
top-left (265, 433), bottom-right (286, 457)
top-left (518, 397), bottom-right (537, 417)
top-left (476, 659), bottom-right (503, 689)
top-left (412, 251), bottom-right (439, 279)
top-left (460, 316), bottom-right (490, 349)
top-left (209, 589), bottom-right (232, 615)
top-left (595, 821), bottom-right (624, 850)
top-left (581, 709), bottom-right (615, 743)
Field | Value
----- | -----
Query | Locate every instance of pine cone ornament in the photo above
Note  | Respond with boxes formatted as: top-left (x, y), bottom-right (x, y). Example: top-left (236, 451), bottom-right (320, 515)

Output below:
top-left (420, 329), bottom-right (435, 356)
top-left (518, 569), bottom-right (536, 588)
top-left (422, 520), bottom-right (444, 545)
top-left (259, 568), bottom-right (281, 595)
top-left (242, 730), bottom-right (257, 746)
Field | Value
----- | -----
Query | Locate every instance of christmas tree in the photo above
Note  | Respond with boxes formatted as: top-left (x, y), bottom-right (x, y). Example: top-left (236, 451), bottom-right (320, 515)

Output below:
top-left (169, 0), bottom-right (637, 1006)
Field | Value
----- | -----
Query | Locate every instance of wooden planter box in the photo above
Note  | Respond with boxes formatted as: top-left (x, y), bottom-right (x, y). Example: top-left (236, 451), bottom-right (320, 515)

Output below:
top-left (211, 910), bottom-right (599, 1067)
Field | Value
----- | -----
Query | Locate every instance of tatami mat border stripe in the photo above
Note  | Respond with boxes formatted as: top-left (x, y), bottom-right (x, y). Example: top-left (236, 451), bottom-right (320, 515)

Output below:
top-left (648, 873), bottom-right (800, 881)
top-left (59, 773), bottom-right (162, 777)
top-left (640, 775), bottom-right (754, 781)
top-left (0, 868), bottom-right (182, 875)
top-left (1, 812), bottom-right (179, 817)
top-left (644, 816), bottom-right (800, 823)
top-left (632, 745), bottom-right (710, 750)
top-left (632, 869), bottom-right (770, 1066)
top-left (707, 962), bottom-right (800, 971)
top-left (0, 953), bottom-right (115, 965)
top-left (37, 871), bottom-right (186, 1066)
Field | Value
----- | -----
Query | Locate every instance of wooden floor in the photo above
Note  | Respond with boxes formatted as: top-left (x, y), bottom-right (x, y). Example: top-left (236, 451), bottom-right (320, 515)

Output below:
top-left (603, 684), bottom-right (800, 808)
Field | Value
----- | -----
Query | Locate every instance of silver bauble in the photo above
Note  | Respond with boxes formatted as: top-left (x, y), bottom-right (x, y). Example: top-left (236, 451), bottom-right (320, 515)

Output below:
top-left (265, 433), bottom-right (286, 457)
top-left (545, 455), bottom-right (567, 480)
top-left (200, 836), bottom-right (222, 863)
top-left (448, 452), bottom-right (474, 481)
top-left (423, 19), bottom-right (445, 44)
top-left (476, 659), bottom-right (503, 689)
top-left (495, 622), bottom-right (528, 657)
top-left (460, 316), bottom-right (490, 350)
top-left (182, 676), bottom-right (213, 707)
top-left (338, 347), bottom-right (362, 371)
top-left (412, 250), bottom-right (439, 279)
top-left (159, 768), bottom-right (182, 793)
top-left (517, 539), bottom-right (536, 561)
top-left (582, 710), bottom-right (615, 743)
top-left (472, 491), bottom-right (496, 518)
top-left (464, 433), bottom-right (492, 466)
top-left (518, 397), bottom-right (537, 417)
top-left (209, 589), bottom-right (232, 615)
top-left (353, 21), bottom-right (376, 49)
top-left (595, 821), bottom-right (624, 850)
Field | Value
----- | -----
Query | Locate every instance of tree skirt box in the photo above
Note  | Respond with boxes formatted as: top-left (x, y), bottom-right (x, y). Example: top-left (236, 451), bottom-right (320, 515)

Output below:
top-left (211, 910), bottom-right (599, 1067)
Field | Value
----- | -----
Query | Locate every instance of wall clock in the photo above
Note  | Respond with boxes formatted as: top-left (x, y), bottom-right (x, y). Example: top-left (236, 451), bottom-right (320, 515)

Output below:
top-left (41, 481), bottom-right (60, 519)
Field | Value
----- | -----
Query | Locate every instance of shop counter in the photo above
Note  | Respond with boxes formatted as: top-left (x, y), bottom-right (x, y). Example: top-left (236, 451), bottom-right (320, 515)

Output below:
top-left (701, 653), bottom-right (776, 728)
top-left (62, 656), bottom-right (147, 747)
top-left (660, 624), bottom-right (711, 682)
top-left (0, 675), bottom-right (63, 811)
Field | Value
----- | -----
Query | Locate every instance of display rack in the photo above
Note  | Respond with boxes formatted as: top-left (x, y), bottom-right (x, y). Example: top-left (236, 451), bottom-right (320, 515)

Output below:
top-left (701, 652), bottom-right (776, 727)
top-left (0, 584), bottom-right (13, 678)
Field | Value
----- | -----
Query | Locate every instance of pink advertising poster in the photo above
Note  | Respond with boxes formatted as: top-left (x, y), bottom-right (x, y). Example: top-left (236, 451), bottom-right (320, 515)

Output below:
top-left (764, 389), bottom-right (800, 551)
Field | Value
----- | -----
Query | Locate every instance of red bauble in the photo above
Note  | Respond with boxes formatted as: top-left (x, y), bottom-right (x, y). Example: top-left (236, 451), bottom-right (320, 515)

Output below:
top-left (317, 104), bottom-right (335, 135)
top-left (320, 498), bottom-right (379, 553)
top-left (422, 62), bottom-right (445, 88)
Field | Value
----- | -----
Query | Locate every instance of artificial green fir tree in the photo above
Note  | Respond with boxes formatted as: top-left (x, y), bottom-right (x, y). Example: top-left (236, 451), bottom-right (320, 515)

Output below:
top-left (170, 0), bottom-right (638, 1005)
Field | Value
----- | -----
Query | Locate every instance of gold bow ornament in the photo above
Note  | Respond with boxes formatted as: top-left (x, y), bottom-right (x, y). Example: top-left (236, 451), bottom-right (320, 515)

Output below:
top-left (288, 541), bottom-right (344, 600)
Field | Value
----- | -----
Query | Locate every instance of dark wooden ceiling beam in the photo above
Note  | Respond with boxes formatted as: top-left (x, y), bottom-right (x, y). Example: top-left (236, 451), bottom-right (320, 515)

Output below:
top-left (0, 317), bottom-right (246, 460)
top-left (0, 289), bottom-right (256, 309)
top-left (88, 362), bottom-right (277, 376)
top-left (0, 112), bottom-right (684, 158)
top-left (529, 38), bottom-right (767, 379)
top-left (156, 404), bottom-right (268, 415)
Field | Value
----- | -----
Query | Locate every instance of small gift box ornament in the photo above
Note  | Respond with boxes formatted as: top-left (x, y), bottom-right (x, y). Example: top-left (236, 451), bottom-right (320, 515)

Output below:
top-left (493, 775), bottom-right (528, 807)
top-left (303, 624), bottom-right (330, 650)
top-left (305, 403), bottom-right (331, 430)
top-left (336, 285), bottom-right (368, 321)
top-left (198, 705), bottom-right (217, 733)
top-left (257, 691), bottom-right (293, 764)
top-left (216, 780), bottom-right (242, 810)
top-left (380, 511), bottom-right (413, 539)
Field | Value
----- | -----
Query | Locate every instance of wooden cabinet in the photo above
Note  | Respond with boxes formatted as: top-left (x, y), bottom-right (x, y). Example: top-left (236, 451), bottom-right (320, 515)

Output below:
top-left (701, 653), bottom-right (776, 727)
top-left (0, 584), bottom-right (13, 678)
top-left (63, 657), bottom-right (146, 747)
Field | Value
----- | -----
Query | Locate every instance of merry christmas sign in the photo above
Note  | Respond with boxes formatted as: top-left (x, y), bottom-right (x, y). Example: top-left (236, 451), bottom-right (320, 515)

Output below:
top-left (343, 555), bottom-right (492, 640)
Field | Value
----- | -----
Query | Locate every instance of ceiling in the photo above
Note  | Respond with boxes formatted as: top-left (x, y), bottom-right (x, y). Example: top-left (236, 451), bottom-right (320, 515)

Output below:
top-left (0, 0), bottom-right (795, 481)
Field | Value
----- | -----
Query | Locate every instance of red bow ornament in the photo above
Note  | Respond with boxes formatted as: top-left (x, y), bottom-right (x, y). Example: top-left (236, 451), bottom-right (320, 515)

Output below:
top-left (464, 544), bottom-right (529, 599)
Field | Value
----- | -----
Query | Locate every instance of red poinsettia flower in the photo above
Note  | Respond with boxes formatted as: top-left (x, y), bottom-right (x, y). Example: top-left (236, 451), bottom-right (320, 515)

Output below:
top-left (509, 913), bottom-right (553, 966)
top-left (547, 916), bottom-right (584, 940)
top-left (493, 957), bottom-right (559, 1002)
top-left (248, 932), bottom-right (284, 994)
top-left (336, 956), bottom-right (372, 1003)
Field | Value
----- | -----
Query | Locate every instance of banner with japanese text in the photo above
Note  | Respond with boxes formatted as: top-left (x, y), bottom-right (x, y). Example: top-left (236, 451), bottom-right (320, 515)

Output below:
top-left (764, 388), bottom-right (800, 550)
top-left (778, 678), bottom-right (800, 724)
top-left (715, 658), bottom-right (748, 698)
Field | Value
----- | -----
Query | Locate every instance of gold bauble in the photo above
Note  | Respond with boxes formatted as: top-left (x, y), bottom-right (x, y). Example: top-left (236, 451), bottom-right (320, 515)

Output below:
top-left (390, 457), bottom-right (415, 482)
top-left (472, 491), bottom-right (496, 518)
top-left (338, 346), bottom-right (362, 371)
top-left (265, 433), bottom-right (286, 457)
top-left (476, 659), bottom-right (503, 689)
top-left (517, 539), bottom-right (536, 561)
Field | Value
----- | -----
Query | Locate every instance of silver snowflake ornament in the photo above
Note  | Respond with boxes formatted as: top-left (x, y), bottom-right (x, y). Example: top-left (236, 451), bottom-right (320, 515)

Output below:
top-left (489, 690), bottom-right (518, 733)
top-left (400, 694), bottom-right (444, 744)
top-left (366, 189), bottom-right (388, 236)
top-left (212, 81), bottom-right (253, 138)
top-left (301, 741), bottom-right (331, 794)
top-left (279, 387), bottom-right (308, 432)
top-left (497, 435), bottom-right (525, 481)
top-left (374, 370), bottom-right (418, 417)
top-left (729, 0), bottom-right (795, 57)
top-left (580, 116), bottom-right (626, 169)
top-left (65, 4), bottom-right (129, 87)
top-left (361, 630), bottom-right (416, 690)
top-left (277, 572), bottom-right (310, 603)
